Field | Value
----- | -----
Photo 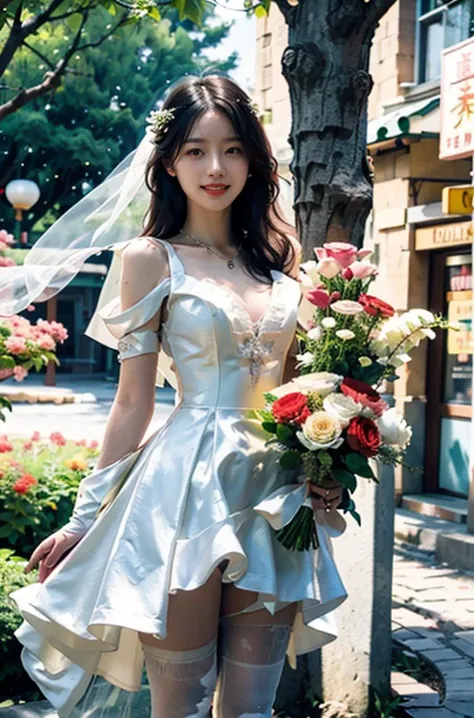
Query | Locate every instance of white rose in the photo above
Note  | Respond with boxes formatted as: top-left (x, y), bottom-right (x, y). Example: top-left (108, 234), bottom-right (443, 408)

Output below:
top-left (358, 356), bottom-right (372, 367)
top-left (322, 317), bottom-right (337, 329)
top-left (335, 329), bottom-right (355, 341)
top-left (292, 371), bottom-right (343, 396)
top-left (323, 393), bottom-right (362, 427)
top-left (377, 408), bottom-right (412, 448)
top-left (296, 411), bottom-right (343, 451)
top-left (307, 326), bottom-right (322, 341)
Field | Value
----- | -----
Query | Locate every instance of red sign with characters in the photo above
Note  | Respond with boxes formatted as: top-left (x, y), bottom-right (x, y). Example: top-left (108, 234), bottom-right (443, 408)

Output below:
top-left (440, 37), bottom-right (474, 161)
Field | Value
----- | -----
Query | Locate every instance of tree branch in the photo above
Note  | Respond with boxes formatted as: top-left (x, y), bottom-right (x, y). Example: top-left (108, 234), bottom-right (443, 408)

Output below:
top-left (113, 0), bottom-right (174, 7)
top-left (0, 12), bottom-right (88, 121)
top-left (48, 4), bottom-right (100, 23)
top-left (22, 40), bottom-right (56, 71)
top-left (0, 0), bottom-right (65, 77)
top-left (76, 11), bottom-right (131, 51)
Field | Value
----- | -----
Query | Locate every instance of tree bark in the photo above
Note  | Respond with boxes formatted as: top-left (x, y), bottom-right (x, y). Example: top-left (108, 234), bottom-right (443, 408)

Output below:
top-left (278, 0), bottom-right (397, 256)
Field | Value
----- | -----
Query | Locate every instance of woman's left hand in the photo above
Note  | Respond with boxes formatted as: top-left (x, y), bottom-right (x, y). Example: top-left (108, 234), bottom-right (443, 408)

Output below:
top-left (307, 480), bottom-right (343, 513)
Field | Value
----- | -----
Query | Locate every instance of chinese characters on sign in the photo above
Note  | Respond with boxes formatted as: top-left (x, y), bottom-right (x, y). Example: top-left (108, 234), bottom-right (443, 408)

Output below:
top-left (440, 38), bottom-right (474, 160)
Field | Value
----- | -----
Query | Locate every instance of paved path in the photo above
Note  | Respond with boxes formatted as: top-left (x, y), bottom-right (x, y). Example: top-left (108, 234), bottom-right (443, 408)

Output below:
top-left (392, 543), bottom-right (474, 718)
top-left (1, 378), bottom-right (175, 443)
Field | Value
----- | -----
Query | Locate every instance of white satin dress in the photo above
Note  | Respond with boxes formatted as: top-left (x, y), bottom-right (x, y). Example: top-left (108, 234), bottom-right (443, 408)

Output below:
top-left (11, 238), bottom-right (347, 717)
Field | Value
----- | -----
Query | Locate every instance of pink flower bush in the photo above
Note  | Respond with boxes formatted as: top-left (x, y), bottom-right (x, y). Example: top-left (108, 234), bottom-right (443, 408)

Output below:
top-left (50, 432), bottom-right (67, 447)
top-left (13, 365), bottom-right (28, 381)
top-left (36, 334), bottom-right (55, 351)
top-left (0, 313), bottom-right (68, 396)
top-left (0, 256), bottom-right (16, 267)
top-left (4, 336), bottom-right (27, 355)
top-left (0, 230), bottom-right (14, 246)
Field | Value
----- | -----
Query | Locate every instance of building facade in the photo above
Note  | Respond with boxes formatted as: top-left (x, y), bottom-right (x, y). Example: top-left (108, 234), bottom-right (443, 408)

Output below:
top-left (256, 0), bottom-right (473, 523)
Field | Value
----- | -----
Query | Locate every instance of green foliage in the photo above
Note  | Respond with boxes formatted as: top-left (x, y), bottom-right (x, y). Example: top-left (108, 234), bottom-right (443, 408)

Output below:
top-left (0, 2), bottom-right (237, 229)
top-left (0, 549), bottom-right (37, 686)
top-left (373, 689), bottom-right (403, 718)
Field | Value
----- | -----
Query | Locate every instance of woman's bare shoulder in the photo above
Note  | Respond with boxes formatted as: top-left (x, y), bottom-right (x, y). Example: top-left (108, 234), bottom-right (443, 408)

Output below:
top-left (120, 237), bottom-right (170, 296)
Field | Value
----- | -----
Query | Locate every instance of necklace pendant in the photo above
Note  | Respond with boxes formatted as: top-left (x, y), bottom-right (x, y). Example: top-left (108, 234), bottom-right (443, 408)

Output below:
top-left (227, 260), bottom-right (234, 269)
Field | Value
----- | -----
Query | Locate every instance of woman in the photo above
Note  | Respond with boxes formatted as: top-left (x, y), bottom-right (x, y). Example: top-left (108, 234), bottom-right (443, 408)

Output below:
top-left (9, 75), bottom-right (347, 717)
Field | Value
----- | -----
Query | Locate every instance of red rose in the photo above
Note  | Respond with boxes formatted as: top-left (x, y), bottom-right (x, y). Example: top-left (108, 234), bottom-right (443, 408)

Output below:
top-left (347, 416), bottom-right (381, 457)
top-left (341, 377), bottom-right (388, 417)
top-left (13, 473), bottom-right (37, 495)
top-left (359, 294), bottom-right (395, 318)
top-left (272, 392), bottom-right (311, 425)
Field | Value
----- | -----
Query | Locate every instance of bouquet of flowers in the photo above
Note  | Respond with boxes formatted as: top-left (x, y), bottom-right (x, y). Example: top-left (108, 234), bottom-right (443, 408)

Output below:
top-left (259, 242), bottom-right (452, 551)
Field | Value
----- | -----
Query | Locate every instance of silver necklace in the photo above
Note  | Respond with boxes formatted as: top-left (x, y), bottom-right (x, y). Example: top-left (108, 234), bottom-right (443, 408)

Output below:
top-left (178, 229), bottom-right (241, 270)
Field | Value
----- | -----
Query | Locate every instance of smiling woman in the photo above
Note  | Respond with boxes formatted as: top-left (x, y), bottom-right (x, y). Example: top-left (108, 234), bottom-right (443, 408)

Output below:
top-left (6, 75), bottom-right (347, 718)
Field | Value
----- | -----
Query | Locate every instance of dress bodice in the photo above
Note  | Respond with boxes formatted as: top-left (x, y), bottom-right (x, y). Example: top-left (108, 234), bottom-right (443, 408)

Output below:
top-left (99, 238), bottom-right (302, 410)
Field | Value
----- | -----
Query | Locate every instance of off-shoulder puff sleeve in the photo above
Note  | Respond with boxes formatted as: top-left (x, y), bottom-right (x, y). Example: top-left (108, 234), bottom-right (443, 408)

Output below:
top-left (84, 241), bottom-right (176, 386)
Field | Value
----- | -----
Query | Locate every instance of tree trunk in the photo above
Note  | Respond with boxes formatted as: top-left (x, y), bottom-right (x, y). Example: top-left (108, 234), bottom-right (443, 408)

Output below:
top-left (271, 2), bottom-right (398, 716)
top-left (276, 0), bottom-right (397, 256)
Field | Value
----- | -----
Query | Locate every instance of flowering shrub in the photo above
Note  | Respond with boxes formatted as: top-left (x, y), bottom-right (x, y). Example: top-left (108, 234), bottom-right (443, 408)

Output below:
top-left (0, 431), bottom-right (100, 557)
top-left (0, 230), bottom-right (16, 268)
top-left (0, 314), bottom-right (68, 422)
top-left (256, 242), bottom-right (453, 551)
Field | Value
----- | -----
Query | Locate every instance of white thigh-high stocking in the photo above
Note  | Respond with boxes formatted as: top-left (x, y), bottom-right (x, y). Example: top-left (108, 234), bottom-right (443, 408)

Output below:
top-left (213, 621), bottom-right (292, 718)
top-left (142, 638), bottom-right (218, 718)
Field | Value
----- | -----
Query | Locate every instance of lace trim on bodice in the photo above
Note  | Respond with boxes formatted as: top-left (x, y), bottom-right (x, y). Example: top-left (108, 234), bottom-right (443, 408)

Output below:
top-left (200, 272), bottom-right (290, 386)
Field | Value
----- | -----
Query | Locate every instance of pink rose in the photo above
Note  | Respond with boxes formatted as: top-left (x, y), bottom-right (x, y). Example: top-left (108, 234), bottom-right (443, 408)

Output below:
top-left (13, 365), bottom-right (28, 382)
top-left (315, 243), bottom-right (373, 269)
top-left (0, 368), bottom-right (13, 380)
top-left (307, 288), bottom-right (331, 310)
top-left (316, 257), bottom-right (342, 279)
top-left (343, 267), bottom-right (354, 280)
top-left (5, 336), bottom-right (27, 355)
top-left (315, 242), bottom-right (357, 269)
top-left (349, 260), bottom-right (378, 279)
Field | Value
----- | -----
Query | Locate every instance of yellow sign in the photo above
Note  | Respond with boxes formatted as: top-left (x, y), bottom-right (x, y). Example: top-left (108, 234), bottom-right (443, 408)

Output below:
top-left (442, 185), bottom-right (474, 215)
top-left (440, 37), bottom-right (474, 160)
top-left (415, 221), bottom-right (472, 251)
top-left (448, 298), bottom-right (473, 354)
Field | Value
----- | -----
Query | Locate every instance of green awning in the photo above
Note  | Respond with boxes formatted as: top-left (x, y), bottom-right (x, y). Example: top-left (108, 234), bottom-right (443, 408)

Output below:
top-left (367, 96), bottom-right (440, 147)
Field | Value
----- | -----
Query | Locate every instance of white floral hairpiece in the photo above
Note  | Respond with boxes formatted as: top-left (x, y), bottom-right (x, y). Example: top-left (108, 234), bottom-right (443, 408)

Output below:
top-left (146, 107), bottom-right (176, 139)
top-left (236, 97), bottom-right (261, 118)
top-left (249, 100), bottom-right (261, 117)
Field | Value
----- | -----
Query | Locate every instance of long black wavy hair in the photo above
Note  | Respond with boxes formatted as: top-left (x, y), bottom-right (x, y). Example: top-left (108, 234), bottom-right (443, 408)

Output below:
top-left (140, 74), bottom-right (296, 282)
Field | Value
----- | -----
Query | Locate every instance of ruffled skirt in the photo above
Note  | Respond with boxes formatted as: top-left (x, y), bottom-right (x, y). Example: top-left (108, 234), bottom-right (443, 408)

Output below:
top-left (11, 404), bottom-right (347, 717)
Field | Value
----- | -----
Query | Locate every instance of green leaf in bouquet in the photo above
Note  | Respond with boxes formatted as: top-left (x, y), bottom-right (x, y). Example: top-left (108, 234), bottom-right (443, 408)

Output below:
top-left (350, 507), bottom-right (362, 526)
top-left (276, 424), bottom-right (296, 445)
top-left (333, 468), bottom-right (357, 493)
top-left (317, 450), bottom-right (333, 468)
top-left (263, 392), bottom-right (279, 404)
top-left (262, 421), bottom-right (277, 434)
top-left (279, 450), bottom-right (302, 470)
top-left (344, 452), bottom-right (375, 479)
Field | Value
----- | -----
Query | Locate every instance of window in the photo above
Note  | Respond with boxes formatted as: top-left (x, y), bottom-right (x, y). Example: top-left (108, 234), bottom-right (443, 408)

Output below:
top-left (417, 0), bottom-right (472, 83)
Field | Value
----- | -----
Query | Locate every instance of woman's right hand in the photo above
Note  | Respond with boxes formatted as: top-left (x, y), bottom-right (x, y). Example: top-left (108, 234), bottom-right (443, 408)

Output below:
top-left (24, 529), bottom-right (84, 583)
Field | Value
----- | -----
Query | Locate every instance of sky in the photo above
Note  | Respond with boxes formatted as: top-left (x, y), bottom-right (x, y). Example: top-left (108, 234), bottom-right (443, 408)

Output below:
top-left (204, 2), bottom-right (257, 93)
